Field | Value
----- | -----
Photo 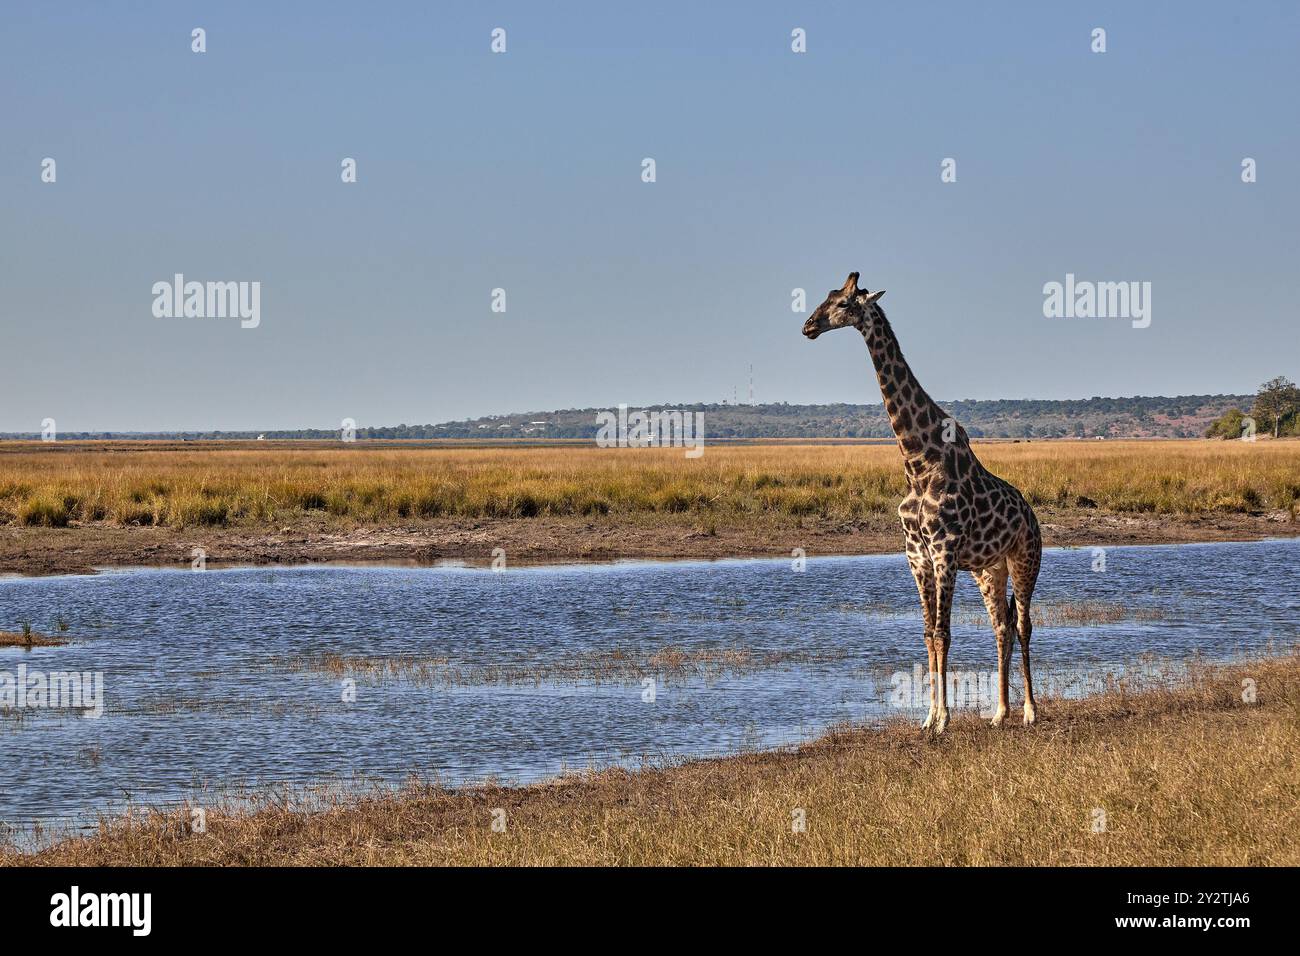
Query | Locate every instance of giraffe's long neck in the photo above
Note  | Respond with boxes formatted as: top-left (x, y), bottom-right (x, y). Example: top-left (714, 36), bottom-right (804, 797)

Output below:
top-left (858, 305), bottom-right (951, 467)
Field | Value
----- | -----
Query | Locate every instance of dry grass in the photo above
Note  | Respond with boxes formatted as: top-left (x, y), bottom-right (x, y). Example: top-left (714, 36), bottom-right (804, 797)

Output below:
top-left (848, 598), bottom-right (1164, 628)
top-left (0, 630), bottom-right (66, 648)
top-left (278, 645), bottom-right (846, 687)
top-left (0, 439), bottom-right (1297, 530)
top-left (7, 653), bottom-right (1297, 866)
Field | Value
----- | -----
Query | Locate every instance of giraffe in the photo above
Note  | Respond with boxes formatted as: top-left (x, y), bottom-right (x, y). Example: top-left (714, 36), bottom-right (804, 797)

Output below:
top-left (802, 272), bottom-right (1042, 733)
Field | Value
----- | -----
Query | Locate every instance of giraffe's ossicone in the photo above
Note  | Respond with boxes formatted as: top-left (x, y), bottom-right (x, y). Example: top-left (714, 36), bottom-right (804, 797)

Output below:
top-left (803, 272), bottom-right (1043, 733)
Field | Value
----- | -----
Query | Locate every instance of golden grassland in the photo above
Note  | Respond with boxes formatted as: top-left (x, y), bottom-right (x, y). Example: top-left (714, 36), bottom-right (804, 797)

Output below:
top-left (1, 439), bottom-right (1297, 530)
top-left (8, 653), bottom-right (1297, 866)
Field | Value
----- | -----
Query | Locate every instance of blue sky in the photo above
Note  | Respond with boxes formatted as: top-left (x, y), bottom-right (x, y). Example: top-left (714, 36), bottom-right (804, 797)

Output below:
top-left (2, 1), bottom-right (1297, 430)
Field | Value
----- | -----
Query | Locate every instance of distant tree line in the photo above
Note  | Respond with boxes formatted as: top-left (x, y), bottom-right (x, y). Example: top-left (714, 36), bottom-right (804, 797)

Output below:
top-left (1, 394), bottom-right (1255, 441)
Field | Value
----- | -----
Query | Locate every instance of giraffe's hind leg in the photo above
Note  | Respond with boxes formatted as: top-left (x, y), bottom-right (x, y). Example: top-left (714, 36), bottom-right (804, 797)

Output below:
top-left (973, 561), bottom-right (1012, 726)
top-left (1008, 542), bottom-right (1042, 725)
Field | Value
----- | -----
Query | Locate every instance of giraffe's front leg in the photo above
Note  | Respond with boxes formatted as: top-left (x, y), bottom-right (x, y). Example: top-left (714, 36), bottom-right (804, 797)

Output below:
top-left (930, 550), bottom-right (957, 734)
top-left (904, 540), bottom-right (937, 730)
top-left (921, 633), bottom-right (937, 729)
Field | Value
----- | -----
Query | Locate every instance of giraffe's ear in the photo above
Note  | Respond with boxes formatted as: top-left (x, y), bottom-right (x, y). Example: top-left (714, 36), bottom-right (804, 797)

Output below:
top-left (862, 289), bottom-right (885, 303)
top-left (841, 272), bottom-right (859, 295)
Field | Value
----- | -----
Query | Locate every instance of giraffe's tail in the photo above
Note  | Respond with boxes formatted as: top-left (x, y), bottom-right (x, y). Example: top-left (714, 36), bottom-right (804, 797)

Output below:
top-left (1007, 593), bottom-right (1019, 639)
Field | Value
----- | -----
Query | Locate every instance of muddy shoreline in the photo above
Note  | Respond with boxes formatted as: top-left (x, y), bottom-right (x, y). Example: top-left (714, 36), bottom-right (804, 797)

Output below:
top-left (1, 509), bottom-right (1295, 576)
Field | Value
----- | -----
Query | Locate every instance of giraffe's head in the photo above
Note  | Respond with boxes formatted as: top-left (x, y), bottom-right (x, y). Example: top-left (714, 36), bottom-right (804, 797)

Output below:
top-left (802, 272), bottom-right (885, 339)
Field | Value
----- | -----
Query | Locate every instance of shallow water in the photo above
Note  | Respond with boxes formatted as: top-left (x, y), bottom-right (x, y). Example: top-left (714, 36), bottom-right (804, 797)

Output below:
top-left (1, 538), bottom-right (1296, 837)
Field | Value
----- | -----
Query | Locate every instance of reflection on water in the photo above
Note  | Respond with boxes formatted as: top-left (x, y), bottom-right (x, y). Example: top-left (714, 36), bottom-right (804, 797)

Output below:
top-left (0, 538), bottom-right (1296, 836)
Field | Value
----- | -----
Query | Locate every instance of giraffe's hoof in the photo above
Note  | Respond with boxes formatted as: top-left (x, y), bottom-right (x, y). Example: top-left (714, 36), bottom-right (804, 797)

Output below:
top-left (933, 710), bottom-right (949, 734)
top-left (921, 712), bottom-right (934, 730)
top-left (990, 708), bottom-right (1008, 727)
top-left (1023, 703), bottom-right (1037, 726)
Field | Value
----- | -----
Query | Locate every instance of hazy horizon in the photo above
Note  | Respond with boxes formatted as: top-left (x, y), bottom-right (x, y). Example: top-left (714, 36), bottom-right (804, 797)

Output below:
top-left (4, 2), bottom-right (1297, 431)
top-left (0, 390), bottom-right (1256, 436)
